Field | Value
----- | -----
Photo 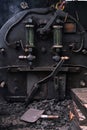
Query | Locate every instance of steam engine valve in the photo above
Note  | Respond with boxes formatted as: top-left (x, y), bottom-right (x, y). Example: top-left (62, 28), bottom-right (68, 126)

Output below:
top-left (19, 18), bottom-right (36, 66)
top-left (52, 25), bottom-right (63, 62)
top-left (19, 53), bottom-right (36, 66)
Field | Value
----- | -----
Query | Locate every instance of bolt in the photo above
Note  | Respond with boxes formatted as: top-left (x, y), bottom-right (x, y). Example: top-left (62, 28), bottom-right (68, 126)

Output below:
top-left (82, 49), bottom-right (87, 54)
top-left (20, 2), bottom-right (29, 9)
top-left (80, 80), bottom-right (86, 87)
top-left (0, 81), bottom-right (5, 88)
top-left (0, 48), bottom-right (5, 55)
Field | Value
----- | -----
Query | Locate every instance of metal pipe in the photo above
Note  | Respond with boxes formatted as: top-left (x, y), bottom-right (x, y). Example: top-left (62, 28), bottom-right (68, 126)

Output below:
top-left (41, 115), bottom-right (59, 119)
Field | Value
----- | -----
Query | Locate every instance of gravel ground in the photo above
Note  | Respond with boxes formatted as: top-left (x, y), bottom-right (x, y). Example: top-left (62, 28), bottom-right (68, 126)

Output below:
top-left (0, 97), bottom-right (76, 130)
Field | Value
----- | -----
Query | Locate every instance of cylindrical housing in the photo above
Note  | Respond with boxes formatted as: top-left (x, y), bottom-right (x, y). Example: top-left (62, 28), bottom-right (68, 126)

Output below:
top-left (25, 24), bottom-right (34, 47)
top-left (53, 25), bottom-right (62, 48)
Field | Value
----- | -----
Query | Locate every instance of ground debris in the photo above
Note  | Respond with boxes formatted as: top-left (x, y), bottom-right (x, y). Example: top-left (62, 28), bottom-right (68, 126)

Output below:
top-left (0, 98), bottom-right (80, 130)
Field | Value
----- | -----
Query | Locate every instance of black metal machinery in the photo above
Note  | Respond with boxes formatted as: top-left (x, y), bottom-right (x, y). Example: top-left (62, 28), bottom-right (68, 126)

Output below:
top-left (0, 1), bottom-right (87, 106)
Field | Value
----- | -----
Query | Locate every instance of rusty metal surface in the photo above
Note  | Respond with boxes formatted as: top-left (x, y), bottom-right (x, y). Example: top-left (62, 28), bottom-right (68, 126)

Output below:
top-left (71, 88), bottom-right (87, 119)
top-left (71, 88), bottom-right (87, 104)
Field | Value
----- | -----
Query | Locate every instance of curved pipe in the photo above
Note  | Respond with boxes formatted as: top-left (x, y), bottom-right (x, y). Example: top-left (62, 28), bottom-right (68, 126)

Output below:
top-left (0, 8), bottom-right (86, 49)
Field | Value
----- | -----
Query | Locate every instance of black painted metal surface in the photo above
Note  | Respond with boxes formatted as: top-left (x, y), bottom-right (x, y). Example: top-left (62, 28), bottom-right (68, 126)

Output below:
top-left (0, 1), bottom-right (87, 102)
top-left (0, 1), bottom-right (87, 28)
top-left (0, 0), bottom-right (58, 28)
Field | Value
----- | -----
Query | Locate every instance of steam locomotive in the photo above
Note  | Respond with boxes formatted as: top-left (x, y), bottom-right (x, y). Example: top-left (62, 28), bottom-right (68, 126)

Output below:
top-left (0, 1), bottom-right (87, 105)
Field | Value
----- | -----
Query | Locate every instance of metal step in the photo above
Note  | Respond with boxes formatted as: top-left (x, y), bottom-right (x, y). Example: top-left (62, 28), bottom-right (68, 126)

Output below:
top-left (71, 88), bottom-right (87, 127)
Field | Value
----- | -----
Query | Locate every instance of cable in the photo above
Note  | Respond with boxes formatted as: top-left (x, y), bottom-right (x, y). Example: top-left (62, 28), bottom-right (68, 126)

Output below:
top-left (71, 34), bottom-right (84, 53)
top-left (63, 64), bottom-right (87, 69)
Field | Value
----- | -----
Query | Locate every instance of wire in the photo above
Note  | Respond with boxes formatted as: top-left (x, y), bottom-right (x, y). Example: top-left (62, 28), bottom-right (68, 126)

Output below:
top-left (63, 64), bottom-right (87, 69)
top-left (0, 65), bottom-right (28, 70)
top-left (71, 34), bottom-right (84, 53)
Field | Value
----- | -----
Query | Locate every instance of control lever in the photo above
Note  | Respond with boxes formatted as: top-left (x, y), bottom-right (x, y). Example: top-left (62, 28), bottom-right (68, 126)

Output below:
top-left (25, 56), bottom-right (69, 107)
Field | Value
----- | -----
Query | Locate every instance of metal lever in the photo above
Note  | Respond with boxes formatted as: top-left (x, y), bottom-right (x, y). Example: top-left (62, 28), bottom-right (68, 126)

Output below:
top-left (36, 56), bottom-right (69, 85)
top-left (25, 56), bottom-right (69, 107)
